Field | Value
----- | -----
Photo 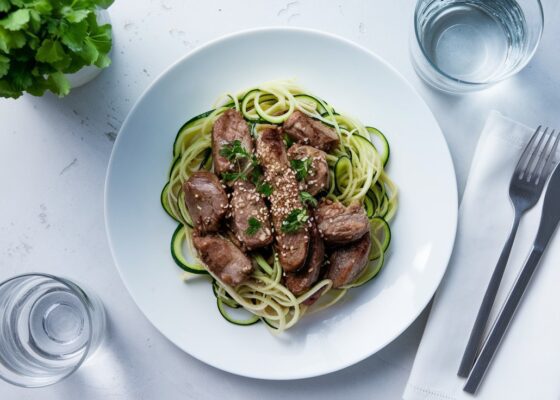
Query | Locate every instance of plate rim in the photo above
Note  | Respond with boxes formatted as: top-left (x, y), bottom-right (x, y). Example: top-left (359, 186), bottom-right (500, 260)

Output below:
top-left (104, 26), bottom-right (458, 380)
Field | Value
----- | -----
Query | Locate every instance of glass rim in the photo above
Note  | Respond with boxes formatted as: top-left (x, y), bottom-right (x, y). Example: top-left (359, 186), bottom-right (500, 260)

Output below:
top-left (413, 0), bottom-right (545, 87)
top-left (0, 273), bottom-right (95, 388)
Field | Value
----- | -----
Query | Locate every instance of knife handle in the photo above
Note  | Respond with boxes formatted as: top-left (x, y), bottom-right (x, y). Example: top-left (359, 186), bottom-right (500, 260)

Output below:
top-left (463, 247), bottom-right (543, 394)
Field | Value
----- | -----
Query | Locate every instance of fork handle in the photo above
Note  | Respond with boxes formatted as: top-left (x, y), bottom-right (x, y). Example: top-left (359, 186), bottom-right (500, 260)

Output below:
top-left (457, 213), bottom-right (522, 377)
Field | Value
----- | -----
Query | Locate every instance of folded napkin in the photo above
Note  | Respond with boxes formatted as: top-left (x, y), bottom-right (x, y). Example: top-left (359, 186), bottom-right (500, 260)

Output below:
top-left (404, 111), bottom-right (560, 400)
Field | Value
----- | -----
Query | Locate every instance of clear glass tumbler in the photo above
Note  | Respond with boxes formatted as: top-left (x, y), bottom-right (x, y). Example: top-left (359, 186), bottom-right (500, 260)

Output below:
top-left (0, 273), bottom-right (106, 387)
top-left (410, 0), bottom-right (544, 93)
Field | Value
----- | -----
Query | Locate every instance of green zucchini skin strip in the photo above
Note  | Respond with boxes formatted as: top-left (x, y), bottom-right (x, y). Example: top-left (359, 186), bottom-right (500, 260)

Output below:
top-left (170, 225), bottom-right (208, 274)
top-left (217, 298), bottom-right (260, 326)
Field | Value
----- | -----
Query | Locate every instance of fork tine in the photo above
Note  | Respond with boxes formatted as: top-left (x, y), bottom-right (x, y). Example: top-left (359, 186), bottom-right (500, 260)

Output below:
top-left (536, 129), bottom-right (560, 185)
top-left (532, 128), bottom-right (556, 184)
top-left (516, 126), bottom-right (542, 179)
top-left (522, 127), bottom-right (548, 181)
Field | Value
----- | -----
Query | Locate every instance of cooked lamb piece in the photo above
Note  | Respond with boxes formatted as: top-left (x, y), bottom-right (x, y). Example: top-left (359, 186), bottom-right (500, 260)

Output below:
top-left (255, 126), bottom-right (309, 272)
top-left (283, 110), bottom-right (339, 152)
top-left (315, 200), bottom-right (369, 244)
top-left (212, 109), bottom-right (253, 178)
top-left (193, 233), bottom-right (253, 286)
top-left (183, 171), bottom-right (228, 234)
top-left (230, 180), bottom-right (273, 250)
top-left (284, 220), bottom-right (325, 296)
top-left (326, 232), bottom-right (371, 288)
top-left (287, 144), bottom-right (329, 196)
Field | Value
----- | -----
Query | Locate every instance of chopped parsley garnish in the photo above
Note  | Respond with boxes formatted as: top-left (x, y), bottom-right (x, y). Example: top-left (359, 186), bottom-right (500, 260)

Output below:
top-left (283, 134), bottom-right (294, 148)
top-left (250, 154), bottom-right (260, 168)
top-left (300, 191), bottom-right (318, 207)
top-left (219, 140), bottom-right (250, 163)
top-left (281, 208), bottom-right (308, 233)
top-left (290, 158), bottom-right (312, 181)
top-left (246, 217), bottom-right (262, 236)
top-left (221, 171), bottom-right (247, 182)
top-left (256, 182), bottom-right (273, 197)
top-left (249, 165), bottom-right (273, 197)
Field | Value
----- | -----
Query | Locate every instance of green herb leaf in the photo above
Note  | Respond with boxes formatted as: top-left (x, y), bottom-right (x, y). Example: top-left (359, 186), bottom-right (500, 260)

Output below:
top-left (94, 0), bottom-right (115, 9)
top-left (0, 26), bottom-right (26, 53)
top-left (60, 20), bottom-right (88, 52)
top-left (290, 158), bottom-right (312, 181)
top-left (281, 208), bottom-right (308, 233)
top-left (256, 182), bottom-right (273, 197)
top-left (283, 134), bottom-right (294, 148)
top-left (0, 1), bottom-right (113, 98)
top-left (31, 1), bottom-right (53, 15)
top-left (64, 9), bottom-right (90, 23)
top-left (88, 15), bottom-right (112, 53)
top-left (28, 10), bottom-right (42, 32)
top-left (221, 171), bottom-right (247, 182)
top-left (300, 191), bottom-right (318, 207)
top-left (245, 217), bottom-right (262, 236)
top-left (0, 9), bottom-right (30, 31)
top-left (0, 80), bottom-right (21, 98)
top-left (78, 37), bottom-right (99, 64)
top-left (0, 0), bottom-right (10, 13)
top-left (220, 140), bottom-right (250, 163)
top-left (0, 54), bottom-right (9, 79)
top-left (47, 71), bottom-right (70, 97)
top-left (36, 39), bottom-right (66, 63)
top-left (94, 52), bottom-right (110, 68)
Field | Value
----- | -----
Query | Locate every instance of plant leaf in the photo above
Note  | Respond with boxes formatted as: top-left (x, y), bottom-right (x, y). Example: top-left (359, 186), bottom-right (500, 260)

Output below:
top-left (0, 80), bottom-right (21, 98)
top-left (10, 65), bottom-right (33, 90)
top-left (28, 10), bottom-right (42, 32)
top-left (31, 0), bottom-right (53, 15)
top-left (0, 9), bottom-right (30, 31)
top-left (78, 36), bottom-right (98, 64)
top-left (60, 19), bottom-right (88, 51)
top-left (0, 0), bottom-right (10, 13)
top-left (47, 71), bottom-right (70, 96)
top-left (0, 54), bottom-right (9, 78)
top-left (36, 39), bottom-right (66, 63)
top-left (0, 26), bottom-right (26, 53)
top-left (95, 0), bottom-right (115, 9)
top-left (94, 52), bottom-right (110, 68)
top-left (25, 75), bottom-right (49, 96)
top-left (89, 22), bottom-right (112, 54)
top-left (65, 9), bottom-right (90, 23)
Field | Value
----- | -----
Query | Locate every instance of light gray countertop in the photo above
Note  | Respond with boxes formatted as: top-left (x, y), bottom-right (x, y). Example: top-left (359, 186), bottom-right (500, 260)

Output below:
top-left (1, 1), bottom-right (559, 399)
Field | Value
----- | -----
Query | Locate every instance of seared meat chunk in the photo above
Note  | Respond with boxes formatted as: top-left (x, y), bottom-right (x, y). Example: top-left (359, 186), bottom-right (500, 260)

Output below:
top-left (230, 180), bottom-right (273, 250)
top-left (193, 233), bottom-right (253, 286)
top-left (287, 144), bottom-right (329, 196)
top-left (183, 171), bottom-right (228, 234)
top-left (316, 200), bottom-right (369, 244)
top-left (256, 126), bottom-right (309, 272)
top-left (212, 109), bottom-right (253, 177)
top-left (283, 110), bottom-right (339, 152)
top-left (326, 232), bottom-right (371, 288)
top-left (284, 221), bottom-right (325, 296)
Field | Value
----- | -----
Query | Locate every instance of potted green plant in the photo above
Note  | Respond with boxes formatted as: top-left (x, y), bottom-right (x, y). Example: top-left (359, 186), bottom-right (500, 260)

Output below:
top-left (0, 0), bottom-right (114, 99)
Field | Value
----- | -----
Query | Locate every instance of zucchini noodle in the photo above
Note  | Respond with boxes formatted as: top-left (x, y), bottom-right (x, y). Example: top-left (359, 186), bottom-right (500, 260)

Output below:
top-left (161, 80), bottom-right (398, 332)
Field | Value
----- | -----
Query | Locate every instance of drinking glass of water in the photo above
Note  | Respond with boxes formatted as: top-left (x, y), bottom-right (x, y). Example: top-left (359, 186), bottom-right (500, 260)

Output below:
top-left (0, 273), bottom-right (106, 387)
top-left (410, 0), bottom-right (544, 92)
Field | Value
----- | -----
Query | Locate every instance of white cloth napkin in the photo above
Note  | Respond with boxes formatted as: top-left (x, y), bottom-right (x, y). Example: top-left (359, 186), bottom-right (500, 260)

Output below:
top-left (404, 111), bottom-right (560, 400)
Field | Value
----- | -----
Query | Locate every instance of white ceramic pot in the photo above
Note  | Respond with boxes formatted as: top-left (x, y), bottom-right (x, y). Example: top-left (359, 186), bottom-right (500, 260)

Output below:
top-left (65, 9), bottom-right (111, 89)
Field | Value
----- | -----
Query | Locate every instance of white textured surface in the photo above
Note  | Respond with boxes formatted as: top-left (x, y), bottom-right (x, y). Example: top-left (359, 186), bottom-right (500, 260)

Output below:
top-left (0, 0), bottom-right (559, 399)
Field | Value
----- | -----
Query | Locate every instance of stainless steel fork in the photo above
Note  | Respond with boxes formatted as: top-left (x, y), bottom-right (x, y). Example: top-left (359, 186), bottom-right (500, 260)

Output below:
top-left (457, 126), bottom-right (560, 377)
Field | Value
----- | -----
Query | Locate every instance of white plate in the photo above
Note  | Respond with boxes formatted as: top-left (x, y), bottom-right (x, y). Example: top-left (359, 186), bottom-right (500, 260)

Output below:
top-left (105, 28), bottom-right (458, 380)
